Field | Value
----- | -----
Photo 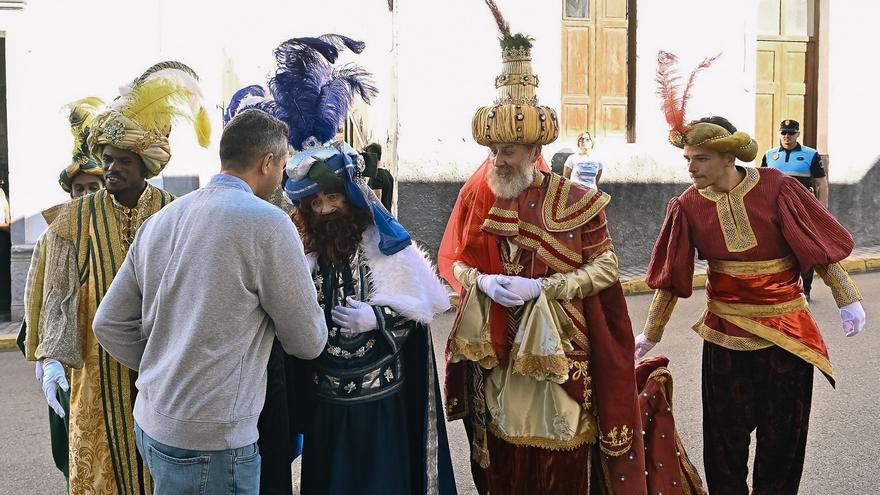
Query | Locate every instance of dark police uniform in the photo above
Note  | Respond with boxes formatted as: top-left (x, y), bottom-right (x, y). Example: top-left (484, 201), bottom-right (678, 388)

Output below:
top-left (760, 119), bottom-right (826, 298)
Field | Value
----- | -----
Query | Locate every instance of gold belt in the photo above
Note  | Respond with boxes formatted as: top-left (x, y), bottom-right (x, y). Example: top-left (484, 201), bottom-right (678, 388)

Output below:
top-left (708, 256), bottom-right (796, 276)
top-left (707, 297), bottom-right (808, 318)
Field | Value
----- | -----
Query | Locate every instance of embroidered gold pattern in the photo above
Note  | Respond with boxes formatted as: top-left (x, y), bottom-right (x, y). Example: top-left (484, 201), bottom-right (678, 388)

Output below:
top-left (560, 300), bottom-right (590, 351)
top-left (708, 298), bottom-right (808, 318)
top-left (543, 174), bottom-right (610, 232)
top-left (488, 422), bottom-right (597, 452)
top-left (131, 129), bottom-right (164, 153)
top-left (569, 359), bottom-right (593, 410)
top-left (481, 218), bottom-right (518, 235)
top-left (692, 319), bottom-right (774, 351)
top-left (69, 322), bottom-right (118, 495)
top-left (698, 167), bottom-right (759, 253)
top-left (644, 289), bottom-right (678, 342)
top-left (503, 261), bottom-right (524, 275)
top-left (709, 256), bottom-right (796, 275)
top-left (512, 353), bottom-right (570, 383)
top-left (516, 222), bottom-right (583, 271)
top-left (500, 241), bottom-right (524, 275)
top-left (486, 206), bottom-right (519, 219)
top-left (110, 186), bottom-right (156, 249)
top-left (599, 424), bottom-right (634, 456)
top-left (815, 263), bottom-right (863, 307)
top-left (446, 338), bottom-right (499, 369)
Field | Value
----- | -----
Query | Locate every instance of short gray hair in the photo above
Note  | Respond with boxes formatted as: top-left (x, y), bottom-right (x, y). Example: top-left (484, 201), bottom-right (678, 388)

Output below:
top-left (219, 109), bottom-right (289, 169)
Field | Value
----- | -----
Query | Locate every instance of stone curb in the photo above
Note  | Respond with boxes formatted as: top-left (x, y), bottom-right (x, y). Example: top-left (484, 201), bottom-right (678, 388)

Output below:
top-left (0, 334), bottom-right (18, 353)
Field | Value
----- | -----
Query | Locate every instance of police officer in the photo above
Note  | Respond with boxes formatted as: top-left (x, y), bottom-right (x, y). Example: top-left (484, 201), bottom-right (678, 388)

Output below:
top-left (761, 119), bottom-right (829, 300)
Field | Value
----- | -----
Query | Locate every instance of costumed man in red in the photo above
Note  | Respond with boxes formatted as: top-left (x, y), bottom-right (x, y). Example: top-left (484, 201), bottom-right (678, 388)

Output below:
top-left (439, 2), bottom-right (649, 493)
top-left (634, 51), bottom-right (868, 495)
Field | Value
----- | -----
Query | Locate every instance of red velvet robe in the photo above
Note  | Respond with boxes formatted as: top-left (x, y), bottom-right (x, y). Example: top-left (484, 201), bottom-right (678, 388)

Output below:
top-left (441, 168), bottom-right (647, 494)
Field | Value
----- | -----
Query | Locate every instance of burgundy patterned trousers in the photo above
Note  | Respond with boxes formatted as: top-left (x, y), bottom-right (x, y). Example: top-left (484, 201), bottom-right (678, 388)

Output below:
top-left (702, 341), bottom-right (814, 495)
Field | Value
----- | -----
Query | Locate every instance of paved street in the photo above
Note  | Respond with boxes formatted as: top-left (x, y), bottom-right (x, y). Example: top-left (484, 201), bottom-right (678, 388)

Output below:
top-left (2, 272), bottom-right (878, 494)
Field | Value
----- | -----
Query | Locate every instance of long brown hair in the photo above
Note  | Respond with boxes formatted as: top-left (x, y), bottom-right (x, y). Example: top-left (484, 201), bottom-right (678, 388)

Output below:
top-left (292, 191), bottom-right (373, 264)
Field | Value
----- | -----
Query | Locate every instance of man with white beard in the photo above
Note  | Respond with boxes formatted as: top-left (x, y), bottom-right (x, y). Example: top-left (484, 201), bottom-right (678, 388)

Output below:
top-left (436, 2), bottom-right (647, 492)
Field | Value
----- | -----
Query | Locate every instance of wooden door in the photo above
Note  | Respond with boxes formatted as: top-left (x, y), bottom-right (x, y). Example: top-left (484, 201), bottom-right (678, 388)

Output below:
top-left (595, 0), bottom-right (628, 139)
top-left (561, 0), bottom-right (629, 142)
top-left (755, 0), bottom-right (815, 156)
top-left (755, 40), bottom-right (807, 155)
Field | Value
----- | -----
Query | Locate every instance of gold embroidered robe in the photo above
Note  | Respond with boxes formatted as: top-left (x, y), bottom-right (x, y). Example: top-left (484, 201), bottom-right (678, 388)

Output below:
top-left (24, 185), bottom-right (173, 495)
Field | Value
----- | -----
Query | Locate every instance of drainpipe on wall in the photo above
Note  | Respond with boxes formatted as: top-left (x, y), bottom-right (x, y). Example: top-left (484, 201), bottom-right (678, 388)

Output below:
top-left (387, 0), bottom-right (400, 217)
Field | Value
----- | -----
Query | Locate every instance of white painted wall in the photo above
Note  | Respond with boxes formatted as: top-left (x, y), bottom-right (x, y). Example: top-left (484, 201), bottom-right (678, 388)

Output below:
top-left (395, 0), bottom-right (758, 183)
top-left (626, 0), bottom-right (758, 183)
top-left (2, 0), bottom-right (393, 243)
top-left (825, 2), bottom-right (880, 182)
top-left (396, 0), bottom-right (561, 182)
top-left (3, 0), bottom-right (876, 244)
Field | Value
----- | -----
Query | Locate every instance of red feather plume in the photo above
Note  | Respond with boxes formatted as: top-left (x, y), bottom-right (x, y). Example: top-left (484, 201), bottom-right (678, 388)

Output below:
top-left (484, 0), bottom-right (510, 36)
top-left (680, 53), bottom-right (721, 125)
top-left (656, 50), bottom-right (721, 134)
top-left (655, 51), bottom-right (685, 133)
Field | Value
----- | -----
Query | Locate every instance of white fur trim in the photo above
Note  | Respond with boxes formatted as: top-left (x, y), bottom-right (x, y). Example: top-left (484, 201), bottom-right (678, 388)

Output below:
top-left (305, 252), bottom-right (318, 274)
top-left (360, 226), bottom-right (451, 324)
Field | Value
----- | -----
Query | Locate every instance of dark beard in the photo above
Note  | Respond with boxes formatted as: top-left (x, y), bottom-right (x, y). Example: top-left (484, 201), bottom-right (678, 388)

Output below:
top-left (301, 212), bottom-right (370, 264)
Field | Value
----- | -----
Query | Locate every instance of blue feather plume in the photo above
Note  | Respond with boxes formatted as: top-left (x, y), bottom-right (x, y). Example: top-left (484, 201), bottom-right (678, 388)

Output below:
top-left (318, 34), bottom-right (366, 55)
top-left (270, 34), bottom-right (378, 149)
top-left (224, 85), bottom-right (280, 125)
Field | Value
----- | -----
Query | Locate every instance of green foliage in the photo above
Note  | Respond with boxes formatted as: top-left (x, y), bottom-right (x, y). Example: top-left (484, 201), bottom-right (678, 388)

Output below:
top-left (500, 33), bottom-right (534, 50)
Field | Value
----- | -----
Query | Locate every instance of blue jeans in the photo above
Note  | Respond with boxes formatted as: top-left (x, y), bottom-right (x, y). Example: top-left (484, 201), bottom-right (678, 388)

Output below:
top-left (135, 424), bottom-right (260, 495)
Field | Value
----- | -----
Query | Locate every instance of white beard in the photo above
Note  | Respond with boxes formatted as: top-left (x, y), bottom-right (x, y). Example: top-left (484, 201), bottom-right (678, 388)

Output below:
top-left (487, 163), bottom-right (535, 199)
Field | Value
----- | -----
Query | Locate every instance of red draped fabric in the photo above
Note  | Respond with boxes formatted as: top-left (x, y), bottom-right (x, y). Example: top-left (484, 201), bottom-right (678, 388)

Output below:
top-left (438, 154), bottom-right (551, 292)
top-left (441, 155), bottom-right (649, 494)
top-left (437, 155), bottom-right (551, 363)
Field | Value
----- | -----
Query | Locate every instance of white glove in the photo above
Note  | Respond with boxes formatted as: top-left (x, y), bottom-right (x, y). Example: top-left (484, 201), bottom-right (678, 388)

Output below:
top-left (41, 359), bottom-right (69, 418)
top-left (840, 301), bottom-right (866, 337)
top-left (331, 296), bottom-right (379, 337)
top-left (633, 334), bottom-right (657, 361)
top-left (503, 276), bottom-right (542, 302)
top-left (477, 275), bottom-right (525, 308)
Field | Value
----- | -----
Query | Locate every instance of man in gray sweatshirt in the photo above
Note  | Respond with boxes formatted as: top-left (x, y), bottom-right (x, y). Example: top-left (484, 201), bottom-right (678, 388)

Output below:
top-left (93, 109), bottom-right (327, 494)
